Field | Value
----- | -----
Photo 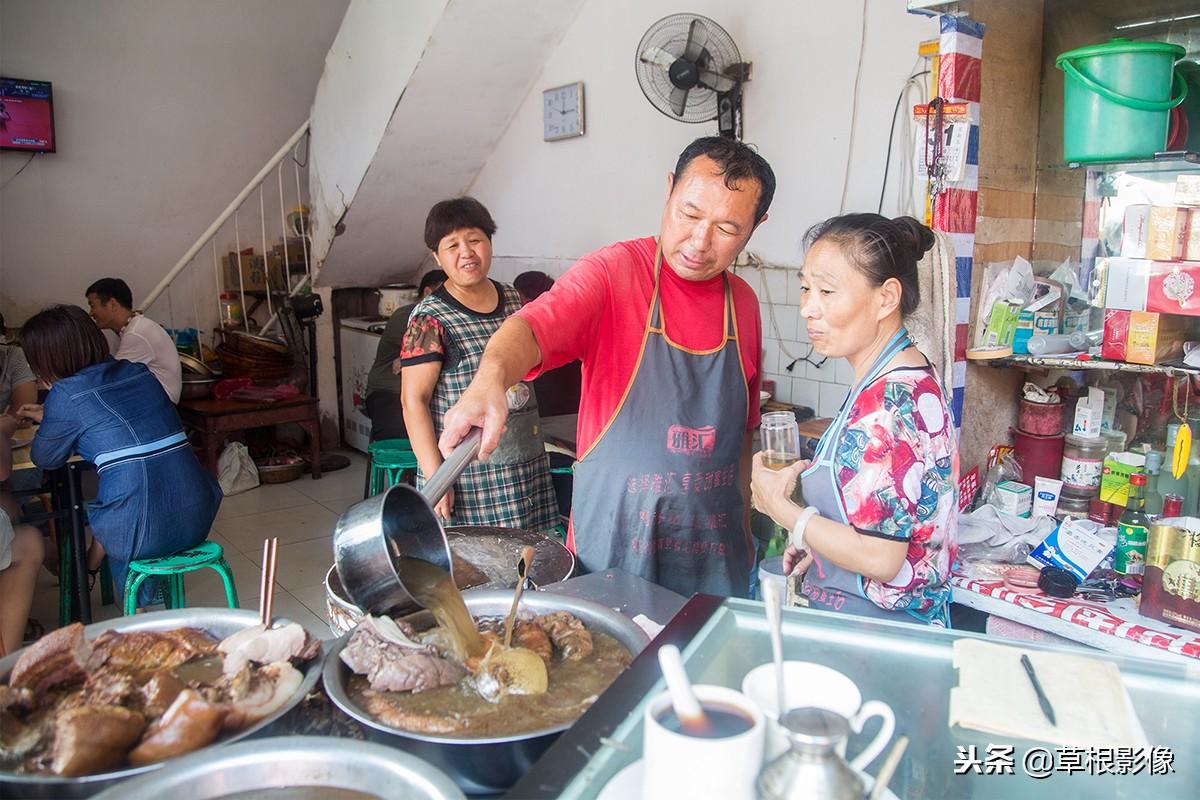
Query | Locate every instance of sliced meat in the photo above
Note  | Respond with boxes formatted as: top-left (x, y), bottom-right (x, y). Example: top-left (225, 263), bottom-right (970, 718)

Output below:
top-left (218, 622), bottom-right (317, 676)
top-left (536, 611), bottom-right (594, 661)
top-left (82, 668), bottom-right (139, 708)
top-left (512, 621), bottom-right (553, 666)
top-left (0, 690), bottom-right (48, 768)
top-left (341, 617), bottom-right (464, 694)
top-left (87, 628), bottom-right (219, 674)
top-left (220, 662), bottom-right (302, 731)
top-left (49, 705), bottom-right (145, 777)
top-left (141, 671), bottom-right (186, 718)
top-left (128, 689), bottom-right (226, 766)
top-left (0, 686), bottom-right (35, 715)
top-left (9, 624), bottom-right (91, 695)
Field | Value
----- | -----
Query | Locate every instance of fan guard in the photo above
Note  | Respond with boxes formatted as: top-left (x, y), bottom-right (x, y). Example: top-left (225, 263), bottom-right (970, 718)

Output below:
top-left (635, 14), bottom-right (742, 125)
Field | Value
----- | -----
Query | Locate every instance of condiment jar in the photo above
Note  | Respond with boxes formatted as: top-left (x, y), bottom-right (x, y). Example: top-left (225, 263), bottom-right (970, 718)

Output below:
top-left (1061, 434), bottom-right (1106, 494)
top-left (757, 707), bottom-right (864, 800)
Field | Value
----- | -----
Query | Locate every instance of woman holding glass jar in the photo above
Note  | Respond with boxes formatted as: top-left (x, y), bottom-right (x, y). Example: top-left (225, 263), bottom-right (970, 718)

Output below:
top-left (750, 214), bottom-right (958, 625)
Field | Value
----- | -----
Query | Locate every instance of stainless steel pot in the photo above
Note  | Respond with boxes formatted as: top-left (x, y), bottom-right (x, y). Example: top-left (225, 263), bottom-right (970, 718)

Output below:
top-left (0, 608), bottom-right (326, 799)
top-left (323, 590), bottom-right (650, 795)
top-left (333, 431), bottom-right (480, 615)
top-left (91, 736), bottom-right (464, 800)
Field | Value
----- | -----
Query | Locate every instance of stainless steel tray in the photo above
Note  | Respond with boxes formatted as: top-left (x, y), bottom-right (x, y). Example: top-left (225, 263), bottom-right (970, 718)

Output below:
top-left (0, 608), bottom-right (325, 799)
top-left (91, 736), bottom-right (464, 800)
top-left (509, 596), bottom-right (1200, 799)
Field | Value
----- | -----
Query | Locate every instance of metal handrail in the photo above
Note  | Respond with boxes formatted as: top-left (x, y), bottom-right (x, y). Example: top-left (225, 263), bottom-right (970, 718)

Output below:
top-left (143, 120), bottom-right (310, 311)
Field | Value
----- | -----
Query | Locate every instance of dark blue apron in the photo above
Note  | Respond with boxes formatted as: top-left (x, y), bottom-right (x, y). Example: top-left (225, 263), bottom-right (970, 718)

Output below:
top-left (569, 247), bottom-right (752, 597)
top-left (798, 328), bottom-right (950, 625)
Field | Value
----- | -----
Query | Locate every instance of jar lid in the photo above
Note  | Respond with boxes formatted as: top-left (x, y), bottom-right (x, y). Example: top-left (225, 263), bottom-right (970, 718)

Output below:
top-left (1038, 566), bottom-right (1079, 598)
top-left (1065, 433), bottom-right (1105, 447)
top-left (779, 707), bottom-right (849, 751)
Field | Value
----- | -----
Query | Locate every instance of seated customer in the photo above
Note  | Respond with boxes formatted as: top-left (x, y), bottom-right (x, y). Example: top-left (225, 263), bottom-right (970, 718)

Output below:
top-left (86, 278), bottom-right (182, 403)
top-left (0, 413), bottom-right (43, 653)
top-left (364, 269), bottom-right (446, 442)
top-left (0, 312), bottom-right (37, 415)
top-left (18, 305), bottom-right (221, 606)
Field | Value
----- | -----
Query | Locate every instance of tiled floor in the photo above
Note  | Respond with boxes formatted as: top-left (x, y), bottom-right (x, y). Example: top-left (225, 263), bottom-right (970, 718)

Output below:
top-left (28, 450), bottom-right (366, 640)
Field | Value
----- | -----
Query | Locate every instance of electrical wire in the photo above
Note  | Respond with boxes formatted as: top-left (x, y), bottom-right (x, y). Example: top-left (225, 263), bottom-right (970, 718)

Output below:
top-left (0, 152), bottom-right (39, 190)
top-left (878, 70), bottom-right (931, 214)
top-left (837, 0), bottom-right (870, 214)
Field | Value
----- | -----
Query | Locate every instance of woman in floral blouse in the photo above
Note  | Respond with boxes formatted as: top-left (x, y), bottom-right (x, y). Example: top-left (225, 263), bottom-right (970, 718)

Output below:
top-left (750, 214), bottom-right (958, 625)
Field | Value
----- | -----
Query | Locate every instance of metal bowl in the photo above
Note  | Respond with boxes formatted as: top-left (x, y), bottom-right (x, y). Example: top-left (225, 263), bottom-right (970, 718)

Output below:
top-left (180, 376), bottom-right (218, 400)
top-left (0, 608), bottom-right (326, 799)
top-left (179, 353), bottom-right (217, 377)
top-left (91, 736), bottom-right (464, 800)
top-left (323, 590), bottom-right (649, 795)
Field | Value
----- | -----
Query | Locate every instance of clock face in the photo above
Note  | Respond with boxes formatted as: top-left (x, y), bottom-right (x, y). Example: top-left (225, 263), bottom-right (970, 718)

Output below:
top-left (543, 82), bottom-right (584, 141)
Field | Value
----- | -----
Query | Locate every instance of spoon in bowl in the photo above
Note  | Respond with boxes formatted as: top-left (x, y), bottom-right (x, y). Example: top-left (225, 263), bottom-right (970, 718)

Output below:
top-left (502, 546), bottom-right (537, 648)
top-left (657, 644), bottom-right (711, 735)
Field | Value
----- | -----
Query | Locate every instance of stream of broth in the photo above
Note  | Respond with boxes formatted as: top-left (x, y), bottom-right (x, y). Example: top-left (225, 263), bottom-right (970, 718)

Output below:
top-left (396, 556), bottom-right (485, 661)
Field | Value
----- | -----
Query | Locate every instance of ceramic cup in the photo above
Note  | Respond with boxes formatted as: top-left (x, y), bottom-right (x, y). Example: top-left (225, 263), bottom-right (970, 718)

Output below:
top-left (741, 661), bottom-right (895, 770)
top-left (643, 685), bottom-right (765, 800)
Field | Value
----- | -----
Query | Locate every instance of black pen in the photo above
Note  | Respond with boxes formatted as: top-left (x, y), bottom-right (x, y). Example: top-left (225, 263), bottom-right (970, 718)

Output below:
top-left (1020, 653), bottom-right (1057, 727)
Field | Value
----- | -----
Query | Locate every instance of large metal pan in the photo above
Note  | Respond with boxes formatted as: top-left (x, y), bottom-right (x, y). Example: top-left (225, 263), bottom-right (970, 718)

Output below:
top-left (0, 608), bottom-right (325, 799)
top-left (323, 590), bottom-right (649, 796)
top-left (91, 736), bottom-right (464, 800)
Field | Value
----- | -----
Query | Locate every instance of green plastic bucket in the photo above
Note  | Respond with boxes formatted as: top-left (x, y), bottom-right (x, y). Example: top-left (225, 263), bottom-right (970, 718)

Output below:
top-left (1056, 38), bottom-right (1187, 163)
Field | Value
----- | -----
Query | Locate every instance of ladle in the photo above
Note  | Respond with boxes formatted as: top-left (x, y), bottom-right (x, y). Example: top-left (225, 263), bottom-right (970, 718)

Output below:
top-left (503, 545), bottom-right (537, 647)
top-left (333, 429), bottom-right (483, 614)
top-left (762, 580), bottom-right (787, 718)
top-left (657, 644), bottom-right (710, 735)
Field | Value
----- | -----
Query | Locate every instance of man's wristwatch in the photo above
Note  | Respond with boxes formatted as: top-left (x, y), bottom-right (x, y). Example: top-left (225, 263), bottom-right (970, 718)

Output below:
top-left (790, 506), bottom-right (819, 551)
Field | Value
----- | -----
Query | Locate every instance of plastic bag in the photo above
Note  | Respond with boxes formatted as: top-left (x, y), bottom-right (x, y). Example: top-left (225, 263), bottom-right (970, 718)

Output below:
top-left (218, 442), bottom-right (260, 495)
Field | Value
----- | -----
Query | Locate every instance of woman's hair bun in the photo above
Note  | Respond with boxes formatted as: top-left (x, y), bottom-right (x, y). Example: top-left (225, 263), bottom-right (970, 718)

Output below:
top-left (891, 216), bottom-right (936, 260)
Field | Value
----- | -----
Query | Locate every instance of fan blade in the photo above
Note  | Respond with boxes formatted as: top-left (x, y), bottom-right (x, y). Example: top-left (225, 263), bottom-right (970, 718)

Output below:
top-left (683, 18), bottom-right (710, 63)
top-left (669, 86), bottom-right (689, 117)
top-left (697, 68), bottom-right (736, 93)
top-left (639, 45), bottom-right (676, 71)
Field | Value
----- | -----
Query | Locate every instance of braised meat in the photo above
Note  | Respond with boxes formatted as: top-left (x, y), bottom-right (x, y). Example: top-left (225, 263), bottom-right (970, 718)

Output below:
top-left (9, 624), bottom-right (90, 695)
top-left (219, 662), bottom-right (304, 731)
top-left (0, 687), bottom-right (34, 715)
top-left (341, 617), bottom-right (464, 694)
top-left (218, 622), bottom-right (320, 675)
top-left (536, 611), bottom-right (594, 661)
top-left (511, 621), bottom-right (553, 666)
top-left (128, 690), bottom-right (225, 766)
top-left (82, 668), bottom-right (139, 708)
top-left (87, 628), bottom-right (219, 673)
top-left (49, 705), bottom-right (145, 777)
top-left (140, 671), bottom-right (185, 718)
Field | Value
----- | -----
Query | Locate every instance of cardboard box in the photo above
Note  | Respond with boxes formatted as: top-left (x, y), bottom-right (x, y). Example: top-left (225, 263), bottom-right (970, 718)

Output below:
top-left (1102, 309), bottom-right (1130, 361)
top-left (1027, 519), bottom-right (1114, 583)
top-left (1121, 204), bottom-right (1151, 257)
top-left (1148, 261), bottom-right (1200, 315)
top-left (1100, 257), bottom-right (1150, 311)
top-left (1184, 211), bottom-right (1200, 262)
top-left (223, 252), bottom-right (285, 293)
top-left (1176, 175), bottom-right (1200, 206)
top-left (1147, 206), bottom-right (1188, 261)
top-left (1099, 452), bottom-right (1147, 506)
top-left (1125, 310), bottom-right (1187, 365)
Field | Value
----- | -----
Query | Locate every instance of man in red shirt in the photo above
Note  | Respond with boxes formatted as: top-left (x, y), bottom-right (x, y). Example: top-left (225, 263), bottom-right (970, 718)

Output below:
top-left (441, 137), bottom-right (775, 597)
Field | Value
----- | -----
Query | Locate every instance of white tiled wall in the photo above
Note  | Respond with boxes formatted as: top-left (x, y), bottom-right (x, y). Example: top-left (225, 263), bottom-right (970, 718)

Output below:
top-left (482, 257), bottom-right (855, 417)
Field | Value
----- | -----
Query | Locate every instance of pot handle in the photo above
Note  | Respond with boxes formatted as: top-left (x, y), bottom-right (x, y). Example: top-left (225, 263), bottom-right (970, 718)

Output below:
top-left (421, 428), bottom-right (482, 506)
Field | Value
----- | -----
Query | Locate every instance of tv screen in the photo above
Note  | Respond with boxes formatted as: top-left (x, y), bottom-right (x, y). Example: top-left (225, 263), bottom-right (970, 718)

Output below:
top-left (0, 77), bottom-right (56, 153)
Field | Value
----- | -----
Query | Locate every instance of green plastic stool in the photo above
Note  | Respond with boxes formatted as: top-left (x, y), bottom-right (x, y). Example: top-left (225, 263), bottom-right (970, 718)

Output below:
top-left (123, 541), bottom-right (239, 615)
top-left (364, 438), bottom-right (419, 498)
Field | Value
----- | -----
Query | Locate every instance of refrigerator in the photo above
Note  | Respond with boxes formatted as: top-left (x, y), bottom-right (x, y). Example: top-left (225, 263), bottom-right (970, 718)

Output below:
top-left (339, 316), bottom-right (385, 452)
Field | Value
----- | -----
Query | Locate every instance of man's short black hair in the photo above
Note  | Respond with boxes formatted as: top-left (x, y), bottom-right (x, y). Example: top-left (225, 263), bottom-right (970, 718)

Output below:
top-left (513, 271), bottom-right (555, 302)
top-left (672, 136), bottom-right (776, 224)
top-left (423, 197), bottom-right (497, 252)
top-left (419, 269), bottom-right (448, 296)
top-left (86, 277), bottom-right (133, 310)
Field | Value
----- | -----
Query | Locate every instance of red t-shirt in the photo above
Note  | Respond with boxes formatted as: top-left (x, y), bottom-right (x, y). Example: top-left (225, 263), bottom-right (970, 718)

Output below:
top-left (517, 236), bottom-right (762, 459)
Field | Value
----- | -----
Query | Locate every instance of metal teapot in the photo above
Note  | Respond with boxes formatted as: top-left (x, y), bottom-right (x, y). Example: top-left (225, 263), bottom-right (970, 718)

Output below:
top-left (757, 707), bottom-right (865, 800)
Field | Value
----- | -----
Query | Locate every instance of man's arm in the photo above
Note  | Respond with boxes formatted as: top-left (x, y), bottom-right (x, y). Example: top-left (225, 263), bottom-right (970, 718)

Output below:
top-left (439, 316), bottom-right (542, 460)
top-left (5, 381), bottom-right (35, 417)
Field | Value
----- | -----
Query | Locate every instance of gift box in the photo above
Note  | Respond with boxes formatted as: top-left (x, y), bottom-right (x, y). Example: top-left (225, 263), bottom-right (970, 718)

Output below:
top-left (1125, 310), bottom-right (1187, 365)
top-left (1100, 257), bottom-right (1150, 311)
top-left (1148, 261), bottom-right (1200, 315)
top-left (1101, 309), bottom-right (1130, 361)
top-left (1147, 206), bottom-right (1188, 261)
top-left (1121, 205), bottom-right (1151, 258)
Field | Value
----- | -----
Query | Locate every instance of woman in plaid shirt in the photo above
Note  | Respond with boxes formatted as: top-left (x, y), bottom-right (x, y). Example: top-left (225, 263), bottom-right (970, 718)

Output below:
top-left (399, 197), bottom-right (558, 531)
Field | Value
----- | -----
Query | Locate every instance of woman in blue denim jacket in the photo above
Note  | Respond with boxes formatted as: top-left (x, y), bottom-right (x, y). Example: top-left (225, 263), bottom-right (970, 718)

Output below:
top-left (18, 305), bottom-right (221, 606)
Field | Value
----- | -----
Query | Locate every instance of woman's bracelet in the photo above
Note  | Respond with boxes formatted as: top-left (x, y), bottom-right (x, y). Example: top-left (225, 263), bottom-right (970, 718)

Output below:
top-left (790, 506), bottom-right (819, 551)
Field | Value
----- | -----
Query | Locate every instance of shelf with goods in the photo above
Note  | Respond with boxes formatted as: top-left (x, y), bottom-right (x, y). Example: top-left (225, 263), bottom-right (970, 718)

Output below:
top-left (994, 353), bottom-right (1200, 377)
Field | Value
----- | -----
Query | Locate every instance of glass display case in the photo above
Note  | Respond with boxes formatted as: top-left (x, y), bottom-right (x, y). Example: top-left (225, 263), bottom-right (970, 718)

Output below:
top-left (507, 596), bottom-right (1200, 798)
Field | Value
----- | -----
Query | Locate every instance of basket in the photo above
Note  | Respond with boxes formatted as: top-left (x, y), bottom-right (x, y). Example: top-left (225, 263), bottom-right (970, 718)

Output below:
top-left (254, 457), bottom-right (305, 484)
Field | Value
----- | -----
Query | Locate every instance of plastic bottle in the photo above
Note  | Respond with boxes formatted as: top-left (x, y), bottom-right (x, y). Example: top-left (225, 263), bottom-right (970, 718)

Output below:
top-left (1143, 450), bottom-right (1164, 516)
top-left (1027, 334), bottom-right (1076, 355)
top-left (1186, 418), bottom-right (1200, 517)
top-left (1157, 423), bottom-right (1190, 502)
top-left (1116, 472), bottom-right (1150, 576)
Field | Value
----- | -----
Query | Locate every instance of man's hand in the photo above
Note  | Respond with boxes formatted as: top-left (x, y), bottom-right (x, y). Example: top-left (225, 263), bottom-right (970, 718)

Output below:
top-left (439, 380), bottom-right (509, 461)
top-left (15, 404), bottom-right (43, 425)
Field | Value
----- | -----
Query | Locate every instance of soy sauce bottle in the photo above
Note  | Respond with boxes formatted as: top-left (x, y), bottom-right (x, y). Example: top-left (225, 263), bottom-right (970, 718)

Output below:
top-left (1115, 472), bottom-right (1150, 576)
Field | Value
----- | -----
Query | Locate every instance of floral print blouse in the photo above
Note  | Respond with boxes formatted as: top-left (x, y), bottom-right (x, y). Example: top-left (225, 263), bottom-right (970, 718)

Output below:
top-left (834, 366), bottom-right (958, 618)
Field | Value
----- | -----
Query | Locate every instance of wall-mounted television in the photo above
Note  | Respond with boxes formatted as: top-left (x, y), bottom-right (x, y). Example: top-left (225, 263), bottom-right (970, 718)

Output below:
top-left (0, 77), bottom-right (56, 153)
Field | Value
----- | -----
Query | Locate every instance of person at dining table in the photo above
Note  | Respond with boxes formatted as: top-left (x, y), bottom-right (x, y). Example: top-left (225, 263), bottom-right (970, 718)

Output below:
top-left (749, 213), bottom-right (958, 626)
top-left (16, 305), bottom-right (222, 607)
top-left (0, 412), bottom-right (44, 654)
top-left (85, 277), bottom-right (182, 404)
top-left (399, 197), bottom-right (559, 530)
top-left (0, 312), bottom-right (37, 416)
